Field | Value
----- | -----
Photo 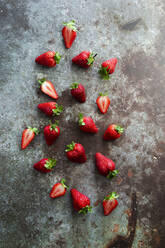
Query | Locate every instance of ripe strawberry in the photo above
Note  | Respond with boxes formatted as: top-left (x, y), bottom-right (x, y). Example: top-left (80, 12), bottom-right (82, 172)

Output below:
top-left (103, 124), bottom-right (124, 140)
top-left (96, 93), bottom-right (110, 114)
top-left (38, 102), bottom-right (63, 116)
top-left (70, 188), bottom-right (92, 214)
top-left (72, 51), bottom-right (97, 68)
top-left (44, 121), bottom-right (60, 146)
top-left (103, 192), bottom-right (119, 216)
top-left (79, 113), bottom-right (98, 133)
top-left (70, 83), bottom-right (86, 103)
top-left (95, 153), bottom-right (118, 179)
top-left (35, 51), bottom-right (61, 67)
top-left (38, 78), bottom-right (58, 99)
top-left (50, 179), bottom-right (69, 198)
top-left (65, 141), bottom-right (87, 163)
top-left (33, 158), bottom-right (56, 173)
top-left (99, 58), bottom-right (118, 79)
top-left (62, 20), bottom-right (77, 49)
top-left (21, 127), bottom-right (39, 150)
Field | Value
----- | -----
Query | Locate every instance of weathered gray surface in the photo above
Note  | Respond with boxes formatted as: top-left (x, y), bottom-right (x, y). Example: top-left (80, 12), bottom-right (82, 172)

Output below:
top-left (0, 0), bottom-right (165, 247)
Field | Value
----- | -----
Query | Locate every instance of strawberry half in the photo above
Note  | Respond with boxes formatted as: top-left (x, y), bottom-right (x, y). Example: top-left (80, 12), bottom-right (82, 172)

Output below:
top-left (79, 113), bottom-right (98, 133)
top-left (96, 93), bottom-right (110, 114)
top-left (21, 127), bottom-right (39, 150)
top-left (50, 179), bottom-right (69, 198)
top-left (35, 51), bottom-right (61, 67)
top-left (99, 58), bottom-right (118, 79)
top-left (103, 192), bottom-right (119, 216)
top-left (44, 121), bottom-right (60, 146)
top-left (65, 141), bottom-right (87, 163)
top-left (38, 78), bottom-right (58, 99)
top-left (72, 51), bottom-right (97, 68)
top-left (38, 102), bottom-right (63, 116)
top-left (70, 83), bottom-right (86, 103)
top-left (33, 158), bottom-right (56, 173)
top-left (62, 20), bottom-right (77, 49)
top-left (70, 188), bottom-right (92, 214)
top-left (103, 124), bottom-right (124, 140)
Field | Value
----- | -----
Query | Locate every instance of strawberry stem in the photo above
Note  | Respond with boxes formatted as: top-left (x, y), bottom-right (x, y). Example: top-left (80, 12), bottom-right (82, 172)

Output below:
top-left (61, 178), bottom-right (69, 189)
top-left (104, 192), bottom-right (119, 201)
top-left (49, 121), bottom-right (59, 132)
top-left (78, 113), bottom-right (85, 126)
top-left (115, 126), bottom-right (124, 134)
top-left (54, 52), bottom-right (61, 64)
top-left (52, 104), bottom-right (63, 116)
top-left (107, 170), bottom-right (118, 179)
top-left (44, 158), bottom-right (57, 170)
top-left (65, 141), bottom-right (76, 152)
top-left (63, 20), bottom-right (77, 31)
top-left (70, 82), bottom-right (79, 89)
top-left (38, 78), bottom-right (46, 85)
top-left (78, 205), bottom-right (92, 214)
top-left (99, 66), bottom-right (110, 80)
top-left (27, 127), bottom-right (39, 135)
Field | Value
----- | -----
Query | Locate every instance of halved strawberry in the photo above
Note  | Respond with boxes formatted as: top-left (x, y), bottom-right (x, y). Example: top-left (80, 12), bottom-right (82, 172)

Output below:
top-left (21, 127), bottom-right (39, 150)
top-left (103, 192), bottom-right (119, 216)
top-left (38, 78), bottom-right (58, 99)
top-left (62, 20), bottom-right (77, 49)
top-left (50, 179), bottom-right (69, 198)
top-left (96, 93), bottom-right (110, 114)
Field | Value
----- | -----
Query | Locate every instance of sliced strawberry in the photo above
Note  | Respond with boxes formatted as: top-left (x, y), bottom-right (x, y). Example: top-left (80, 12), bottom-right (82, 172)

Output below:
top-left (62, 20), bottom-right (77, 49)
top-left (50, 179), bottom-right (69, 198)
top-left (21, 127), bottom-right (39, 150)
top-left (96, 93), bottom-right (110, 114)
top-left (103, 192), bottom-right (119, 216)
top-left (38, 78), bottom-right (58, 99)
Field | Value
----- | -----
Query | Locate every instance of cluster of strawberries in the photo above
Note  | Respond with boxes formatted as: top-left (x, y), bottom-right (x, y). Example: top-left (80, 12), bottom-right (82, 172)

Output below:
top-left (21, 20), bottom-right (123, 216)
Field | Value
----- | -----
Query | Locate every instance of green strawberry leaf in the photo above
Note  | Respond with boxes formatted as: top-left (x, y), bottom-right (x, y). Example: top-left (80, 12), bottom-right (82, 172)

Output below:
top-left (52, 104), bottom-right (63, 116)
top-left (104, 192), bottom-right (119, 201)
top-left (61, 178), bottom-right (69, 189)
top-left (99, 66), bottom-right (110, 80)
top-left (87, 53), bottom-right (97, 66)
top-left (78, 113), bottom-right (85, 126)
top-left (99, 92), bottom-right (108, 96)
top-left (65, 141), bottom-right (76, 152)
top-left (54, 52), bottom-right (61, 64)
top-left (38, 78), bottom-right (46, 85)
top-left (49, 121), bottom-right (59, 132)
top-left (27, 127), bottom-right (39, 135)
top-left (115, 125), bottom-right (124, 134)
top-left (70, 82), bottom-right (79, 89)
top-left (78, 205), bottom-right (92, 214)
top-left (63, 20), bottom-right (77, 31)
top-left (107, 170), bottom-right (118, 179)
top-left (44, 158), bottom-right (57, 170)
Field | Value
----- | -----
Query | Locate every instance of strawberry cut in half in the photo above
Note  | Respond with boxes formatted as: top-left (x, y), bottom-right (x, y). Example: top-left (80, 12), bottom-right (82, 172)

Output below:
top-left (33, 158), bottom-right (56, 173)
top-left (96, 93), bottom-right (110, 114)
top-left (103, 192), bottom-right (119, 216)
top-left (35, 51), bottom-right (61, 67)
top-left (99, 58), bottom-right (117, 79)
top-left (38, 78), bottom-right (58, 99)
top-left (21, 127), bottom-right (39, 150)
top-left (62, 20), bottom-right (77, 49)
top-left (38, 102), bottom-right (63, 116)
top-left (50, 179), bottom-right (69, 198)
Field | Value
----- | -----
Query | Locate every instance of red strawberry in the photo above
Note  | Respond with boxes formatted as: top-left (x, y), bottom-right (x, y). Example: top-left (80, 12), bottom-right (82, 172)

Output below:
top-left (65, 141), bottom-right (86, 163)
top-left (103, 192), bottom-right (119, 216)
top-left (21, 127), bottom-right (39, 150)
top-left (70, 83), bottom-right (86, 103)
top-left (103, 124), bottom-right (124, 140)
top-left (35, 51), bottom-right (61, 67)
top-left (62, 20), bottom-right (77, 49)
top-left (44, 121), bottom-right (60, 146)
top-left (79, 113), bottom-right (98, 133)
top-left (72, 51), bottom-right (97, 68)
top-left (99, 58), bottom-right (118, 79)
top-left (33, 158), bottom-right (56, 173)
top-left (38, 78), bottom-right (58, 99)
top-left (96, 93), bottom-right (110, 114)
top-left (95, 153), bottom-right (118, 179)
top-left (70, 188), bottom-right (92, 214)
top-left (50, 179), bottom-right (69, 198)
top-left (38, 102), bottom-right (63, 116)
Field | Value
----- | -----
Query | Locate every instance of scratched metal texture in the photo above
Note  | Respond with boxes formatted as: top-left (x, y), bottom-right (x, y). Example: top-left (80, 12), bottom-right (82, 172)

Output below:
top-left (0, 0), bottom-right (165, 247)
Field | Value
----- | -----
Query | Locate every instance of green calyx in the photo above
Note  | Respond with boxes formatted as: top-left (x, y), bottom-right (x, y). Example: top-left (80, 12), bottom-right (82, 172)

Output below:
top-left (54, 52), bottom-right (61, 64)
top-left (78, 205), bottom-right (92, 214)
top-left (104, 192), bottom-right (119, 201)
top-left (63, 20), bottom-right (77, 31)
top-left (49, 121), bottom-right (59, 132)
top-left (107, 170), bottom-right (118, 180)
top-left (27, 127), bottom-right (39, 135)
top-left (99, 92), bottom-right (108, 96)
top-left (87, 53), bottom-right (97, 66)
top-left (61, 178), bottom-right (69, 189)
top-left (70, 82), bottom-right (79, 89)
top-left (78, 113), bottom-right (85, 126)
top-left (52, 104), bottom-right (63, 116)
top-left (38, 78), bottom-right (46, 85)
top-left (65, 141), bottom-right (76, 152)
top-left (44, 158), bottom-right (57, 170)
top-left (99, 66), bottom-right (110, 80)
top-left (115, 125), bottom-right (124, 134)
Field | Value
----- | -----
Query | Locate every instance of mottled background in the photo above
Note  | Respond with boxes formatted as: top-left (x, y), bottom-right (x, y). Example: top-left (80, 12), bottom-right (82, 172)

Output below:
top-left (0, 0), bottom-right (165, 247)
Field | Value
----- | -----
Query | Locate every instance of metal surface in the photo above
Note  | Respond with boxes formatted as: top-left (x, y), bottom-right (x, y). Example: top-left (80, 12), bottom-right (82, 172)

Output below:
top-left (0, 0), bottom-right (165, 247)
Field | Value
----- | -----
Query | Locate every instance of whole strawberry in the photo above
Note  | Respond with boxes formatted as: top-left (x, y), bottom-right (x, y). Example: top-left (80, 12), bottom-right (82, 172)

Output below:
top-left (21, 127), bottom-right (39, 150)
top-left (38, 102), bottom-right (63, 116)
top-left (79, 113), bottom-right (98, 133)
top-left (35, 51), bottom-right (61, 67)
top-left (103, 192), bottom-right (119, 216)
top-left (72, 51), bottom-right (97, 68)
top-left (44, 121), bottom-right (60, 146)
top-left (103, 124), bottom-right (123, 140)
top-left (65, 141), bottom-right (87, 163)
top-left (33, 158), bottom-right (56, 173)
top-left (62, 20), bottom-right (77, 49)
top-left (70, 83), bottom-right (86, 103)
top-left (99, 58), bottom-right (117, 79)
top-left (96, 93), bottom-right (110, 114)
top-left (95, 153), bottom-right (118, 179)
top-left (38, 78), bottom-right (58, 99)
top-left (50, 179), bottom-right (69, 198)
top-left (70, 188), bottom-right (92, 214)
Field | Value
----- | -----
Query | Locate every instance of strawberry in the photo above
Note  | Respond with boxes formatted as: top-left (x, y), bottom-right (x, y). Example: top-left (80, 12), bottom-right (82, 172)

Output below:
top-left (38, 78), bottom-right (58, 99)
top-left (95, 153), bottom-right (118, 179)
top-left (33, 158), bottom-right (56, 173)
top-left (79, 113), bottom-right (98, 133)
top-left (70, 188), bottom-right (92, 214)
top-left (44, 121), bottom-right (60, 146)
top-left (35, 51), bottom-right (61, 67)
top-left (99, 58), bottom-right (118, 79)
top-left (21, 127), bottom-right (39, 150)
top-left (65, 141), bottom-right (87, 163)
top-left (103, 192), bottom-right (119, 216)
top-left (103, 124), bottom-right (124, 140)
top-left (38, 102), bottom-right (63, 116)
top-left (70, 83), bottom-right (86, 103)
top-left (62, 20), bottom-right (77, 49)
top-left (72, 51), bottom-right (97, 68)
top-left (50, 179), bottom-right (69, 198)
top-left (96, 93), bottom-right (110, 114)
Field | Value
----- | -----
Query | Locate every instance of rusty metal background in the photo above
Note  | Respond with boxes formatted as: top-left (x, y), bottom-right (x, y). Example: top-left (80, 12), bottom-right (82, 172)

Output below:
top-left (0, 0), bottom-right (165, 247)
